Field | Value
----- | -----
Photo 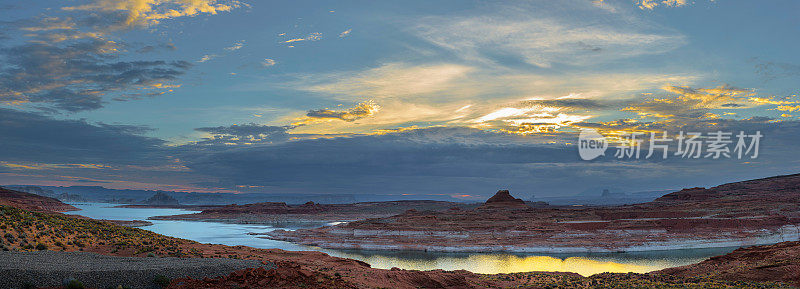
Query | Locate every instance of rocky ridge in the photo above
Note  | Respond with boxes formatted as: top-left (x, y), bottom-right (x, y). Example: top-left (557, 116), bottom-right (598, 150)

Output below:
top-left (266, 174), bottom-right (800, 252)
top-left (0, 187), bottom-right (78, 212)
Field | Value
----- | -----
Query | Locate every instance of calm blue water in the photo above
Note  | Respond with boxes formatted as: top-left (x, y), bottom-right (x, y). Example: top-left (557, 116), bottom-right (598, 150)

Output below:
top-left (64, 203), bottom-right (313, 251)
top-left (65, 202), bottom-right (737, 276)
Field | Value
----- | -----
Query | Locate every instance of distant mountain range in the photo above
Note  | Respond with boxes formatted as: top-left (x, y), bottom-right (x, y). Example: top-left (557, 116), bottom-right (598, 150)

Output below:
top-left (2, 185), bottom-right (475, 205)
top-left (2, 185), bottom-right (364, 205)
top-left (3, 184), bottom-right (677, 206)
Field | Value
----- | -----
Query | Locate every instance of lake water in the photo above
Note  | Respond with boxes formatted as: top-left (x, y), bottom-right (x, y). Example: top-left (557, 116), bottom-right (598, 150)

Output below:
top-left (65, 203), bottom-right (737, 276)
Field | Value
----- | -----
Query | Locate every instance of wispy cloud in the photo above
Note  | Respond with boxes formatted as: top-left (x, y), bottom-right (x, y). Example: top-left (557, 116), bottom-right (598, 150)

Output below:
top-left (413, 5), bottom-right (686, 67)
top-left (224, 40), bottom-right (245, 51)
top-left (301, 63), bottom-right (474, 101)
top-left (285, 60), bottom-right (700, 135)
top-left (283, 32), bottom-right (322, 44)
top-left (262, 58), bottom-right (276, 67)
top-left (636, 0), bottom-right (689, 10)
top-left (622, 85), bottom-right (756, 119)
top-left (198, 54), bottom-right (217, 62)
top-left (20, 17), bottom-right (77, 32)
top-left (193, 123), bottom-right (292, 145)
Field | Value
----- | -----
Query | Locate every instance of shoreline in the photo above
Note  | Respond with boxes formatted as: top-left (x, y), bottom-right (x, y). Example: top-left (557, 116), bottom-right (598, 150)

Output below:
top-left (264, 227), bottom-right (800, 254)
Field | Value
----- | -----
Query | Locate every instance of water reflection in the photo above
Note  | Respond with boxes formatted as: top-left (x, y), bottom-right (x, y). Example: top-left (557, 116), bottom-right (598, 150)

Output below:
top-left (324, 247), bottom-right (731, 276)
top-left (65, 203), bottom-right (736, 276)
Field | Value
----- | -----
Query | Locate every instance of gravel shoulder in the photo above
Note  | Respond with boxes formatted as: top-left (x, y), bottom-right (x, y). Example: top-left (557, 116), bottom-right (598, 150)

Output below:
top-left (0, 250), bottom-right (274, 289)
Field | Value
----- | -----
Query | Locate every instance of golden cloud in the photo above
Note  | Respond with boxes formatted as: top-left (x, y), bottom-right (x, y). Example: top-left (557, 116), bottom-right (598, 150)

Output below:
top-left (623, 85), bottom-right (755, 119)
top-left (63, 0), bottom-right (242, 29)
top-left (293, 100), bottom-right (382, 126)
top-left (0, 161), bottom-right (112, 170)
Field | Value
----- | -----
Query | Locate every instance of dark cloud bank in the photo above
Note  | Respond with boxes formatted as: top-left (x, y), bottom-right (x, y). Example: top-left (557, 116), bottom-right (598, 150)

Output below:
top-left (2, 110), bottom-right (799, 196)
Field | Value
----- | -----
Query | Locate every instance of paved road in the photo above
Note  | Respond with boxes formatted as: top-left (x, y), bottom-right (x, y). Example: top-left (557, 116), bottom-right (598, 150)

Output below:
top-left (0, 251), bottom-right (274, 289)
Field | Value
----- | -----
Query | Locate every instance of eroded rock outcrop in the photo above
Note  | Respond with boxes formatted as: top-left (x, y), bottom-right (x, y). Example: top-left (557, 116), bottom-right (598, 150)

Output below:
top-left (0, 188), bottom-right (78, 212)
top-left (485, 190), bottom-right (525, 205)
top-left (657, 240), bottom-right (800, 286)
top-left (144, 192), bottom-right (180, 206)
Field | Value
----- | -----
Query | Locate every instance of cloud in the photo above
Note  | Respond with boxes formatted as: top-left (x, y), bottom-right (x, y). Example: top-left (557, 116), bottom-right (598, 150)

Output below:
top-left (225, 40), bottom-right (245, 51)
top-left (0, 40), bottom-right (191, 112)
top-left (521, 98), bottom-right (607, 110)
top-left (62, 0), bottom-right (243, 30)
top-left (471, 97), bottom-right (598, 134)
top-left (0, 0), bottom-right (243, 113)
top-left (294, 59), bottom-right (698, 106)
top-left (286, 59), bottom-right (698, 135)
top-left (181, 127), bottom-right (585, 193)
top-left (301, 63), bottom-right (474, 101)
top-left (197, 41), bottom-right (248, 64)
top-left (0, 108), bottom-right (165, 165)
top-left (198, 54), bottom-right (217, 62)
top-left (136, 42), bottom-right (177, 53)
top-left (622, 85), bottom-right (755, 120)
top-left (636, 0), bottom-right (689, 10)
top-left (20, 17), bottom-right (77, 32)
top-left (749, 97), bottom-right (797, 106)
top-left (775, 105), bottom-right (800, 112)
top-left (10, 16), bottom-right (106, 43)
top-left (3, 108), bottom-right (799, 196)
top-left (568, 85), bottom-right (800, 144)
top-left (295, 100), bottom-right (381, 125)
top-left (0, 162), bottom-right (111, 171)
top-left (262, 58), bottom-right (276, 67)
top-left (193, 123), bottom-right (293, 146)
top-left (283, 32), bottom-right (322, 44)
top-left (180, 123), bottom-right (800, 195)
top-left (753, 59), bottom-right (800, 82)
top-left (413, 3), bottom-right (686, 67)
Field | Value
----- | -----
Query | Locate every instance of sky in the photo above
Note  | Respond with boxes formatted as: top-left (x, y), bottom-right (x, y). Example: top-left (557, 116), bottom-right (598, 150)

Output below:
top-left (1, 0), bottom-right (799, 200)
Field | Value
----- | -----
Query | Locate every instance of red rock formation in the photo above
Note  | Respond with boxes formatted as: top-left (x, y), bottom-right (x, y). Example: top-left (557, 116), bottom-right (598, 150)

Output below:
top-left (267, 174), bottom-right (800, 252)
top-left (0, 187), bottom-right (78, 212)
top-left (484, 190), bottom-right (526, 205)
top-left (657, 240), bottom-right (800, 286)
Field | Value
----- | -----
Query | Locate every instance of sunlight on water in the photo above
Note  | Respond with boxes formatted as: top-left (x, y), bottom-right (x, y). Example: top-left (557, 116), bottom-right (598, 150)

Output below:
top-left (66, 203), bottom-right (734, 276)
top-left (323, 250), bottom-right (711, 276)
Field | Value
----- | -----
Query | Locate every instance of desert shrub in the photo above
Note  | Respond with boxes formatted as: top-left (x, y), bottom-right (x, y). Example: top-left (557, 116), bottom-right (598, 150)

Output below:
top-left (153, 275), bottom-right (171, 288)
top-left (64, 279), bottom-right (85, 289)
